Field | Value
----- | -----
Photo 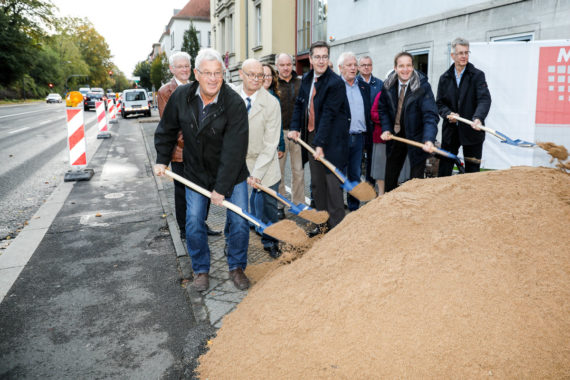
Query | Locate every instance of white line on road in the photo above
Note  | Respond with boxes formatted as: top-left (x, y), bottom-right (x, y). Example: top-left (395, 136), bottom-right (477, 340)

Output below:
top-left (0, 109), bottom-right (49, 119)
top-left (8, 127), bottom-right (30, 134)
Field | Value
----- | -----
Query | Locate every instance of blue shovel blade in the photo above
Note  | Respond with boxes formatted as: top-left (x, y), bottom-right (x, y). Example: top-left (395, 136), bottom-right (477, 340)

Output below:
top-left (495, 131), bottom-right (536, 147)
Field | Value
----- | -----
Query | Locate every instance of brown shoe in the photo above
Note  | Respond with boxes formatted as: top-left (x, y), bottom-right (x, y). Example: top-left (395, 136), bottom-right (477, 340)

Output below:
top-left (192, 273), bottom-right (209, 292)
top-left (229, 268), bottom-right (250, 290)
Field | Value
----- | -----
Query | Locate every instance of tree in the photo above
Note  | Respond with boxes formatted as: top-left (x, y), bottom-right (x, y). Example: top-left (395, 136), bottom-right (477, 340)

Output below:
top-left (181, 22), bottom-right (200, 81)
top-left (71, 18), bottom-right (113, 88)
top-left (133, 60), bottom-right (152, 90)
top-left (150, 53), bottom-right (170, 90)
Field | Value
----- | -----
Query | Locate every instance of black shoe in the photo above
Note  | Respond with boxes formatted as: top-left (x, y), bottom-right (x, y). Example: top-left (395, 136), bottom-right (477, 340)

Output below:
top-left (206, 224), bottom-right (222, 236)
top-left (277, 208), bottom-right (285, 220)
top-left (264, 244), bottom-right (281, 259)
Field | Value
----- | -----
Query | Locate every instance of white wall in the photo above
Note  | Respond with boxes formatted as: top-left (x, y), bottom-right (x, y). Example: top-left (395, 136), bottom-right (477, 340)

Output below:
top-left (328, 0), bottom-right (488, 41)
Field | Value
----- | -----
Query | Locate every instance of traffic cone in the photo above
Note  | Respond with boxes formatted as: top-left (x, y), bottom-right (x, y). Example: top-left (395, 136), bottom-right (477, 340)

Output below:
top-left (96, 101), bottom-right (111, 139)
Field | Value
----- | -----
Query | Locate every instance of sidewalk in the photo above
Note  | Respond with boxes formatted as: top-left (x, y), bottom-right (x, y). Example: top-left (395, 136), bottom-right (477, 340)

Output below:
top-left (0, 118), bottom-right (211, 378)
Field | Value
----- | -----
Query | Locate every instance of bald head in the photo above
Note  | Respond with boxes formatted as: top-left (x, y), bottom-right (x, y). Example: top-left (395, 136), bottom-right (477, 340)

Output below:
top-left (276, 53), bottom-right (294, 81)
top-left (240, 58), bottom-right (263, 96)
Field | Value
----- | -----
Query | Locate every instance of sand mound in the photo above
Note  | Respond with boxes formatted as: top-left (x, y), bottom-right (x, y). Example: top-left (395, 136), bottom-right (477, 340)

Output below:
top-left (198, 167), bottom-right (570, 379)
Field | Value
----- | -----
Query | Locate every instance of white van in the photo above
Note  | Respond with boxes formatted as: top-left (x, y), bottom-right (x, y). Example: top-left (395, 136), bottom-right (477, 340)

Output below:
top-left (121, 89), bottom-right (151, 118)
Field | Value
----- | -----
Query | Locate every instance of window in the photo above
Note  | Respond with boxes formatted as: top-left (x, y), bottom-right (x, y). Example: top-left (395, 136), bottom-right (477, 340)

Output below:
top-left (197, 31), bottom-right (202, 47)
top-left (208, 31), bottom-right (211, 47)
top-left (491, 32), bottom-right (534, 42)
top-left (297, 0), bottom-right (311, 53)
top-left (228, 15), bottom-right (234, 52)
top-left (255, 4), bottom-right (262, 46)
top-left (171, 31), bottom-right (175, 49)
top-left (220, 19), bottom-right (225, 52)
top-left (409, 49), bottom-right (430, 76)
top-left (312, 0), bottom-right (327, 43)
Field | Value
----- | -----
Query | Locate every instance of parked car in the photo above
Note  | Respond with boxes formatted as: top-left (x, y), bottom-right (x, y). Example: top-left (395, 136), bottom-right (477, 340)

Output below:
top-left (46, 93), bottom-right (62, 103)
top-left (121, 89), bottom-right (151, 118)
top-left (84, 92), bottom-right (107, 111)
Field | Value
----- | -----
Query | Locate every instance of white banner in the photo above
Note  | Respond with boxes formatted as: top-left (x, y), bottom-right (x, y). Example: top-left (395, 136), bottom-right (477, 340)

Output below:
top-left (470, 40), bottom-right (570, 169)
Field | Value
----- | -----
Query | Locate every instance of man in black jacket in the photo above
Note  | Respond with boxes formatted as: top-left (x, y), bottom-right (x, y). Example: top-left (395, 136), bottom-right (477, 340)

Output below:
top-left (288, 41), bottom-right (350, 229)
top-left (154, 48), bottom-right (251, 292)
top-left (436, 37), bottom-right (492, 176)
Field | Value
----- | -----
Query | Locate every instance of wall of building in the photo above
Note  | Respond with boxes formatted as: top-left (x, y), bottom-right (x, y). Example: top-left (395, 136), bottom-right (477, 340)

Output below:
top-left (329, 0), bottom-right (570, 92)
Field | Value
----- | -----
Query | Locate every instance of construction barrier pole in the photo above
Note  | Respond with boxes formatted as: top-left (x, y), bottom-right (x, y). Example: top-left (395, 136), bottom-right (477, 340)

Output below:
top-left (96, 100), bottom-right (111, 139)
top-left (63, 107), bottom-right (94, 182)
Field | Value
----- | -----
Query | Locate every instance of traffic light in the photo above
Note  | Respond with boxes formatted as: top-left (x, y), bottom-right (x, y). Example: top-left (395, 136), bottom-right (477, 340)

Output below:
top-left (48, 83), bottom-right (53, 88)
top-left (108, 70), bottom-right (113, 76)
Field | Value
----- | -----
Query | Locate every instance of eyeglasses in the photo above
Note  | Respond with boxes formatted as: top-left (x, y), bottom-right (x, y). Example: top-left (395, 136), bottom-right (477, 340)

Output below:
top-left (359, 64), bottom-right (372, 68)
top-left (196, 69), bottom-right (223, 79)
top-left (174, 64), bottom-right (190, 69)
top-left (312, 55), bottom-right (329, 61)
top-left (454, 51), bottom-right (471, 57)
top-left (243, 71), bottom-right (264, 80)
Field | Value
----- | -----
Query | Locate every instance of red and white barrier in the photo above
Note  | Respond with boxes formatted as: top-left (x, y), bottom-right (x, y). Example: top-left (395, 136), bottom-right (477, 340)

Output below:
top-left (95, 101), bottom-right (111, 140)
top-left (107, 99), bottom-right (117, 123)
top-left (66, 108), bottom-right (87, 167)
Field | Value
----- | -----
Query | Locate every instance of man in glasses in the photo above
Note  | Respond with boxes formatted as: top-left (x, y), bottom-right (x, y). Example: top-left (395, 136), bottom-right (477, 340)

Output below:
top-left (154, 48), bottom-right (251, 292)
top-left (157, 52), bottom-right (221, 241)
top-left (288, 41), bottom-right (350, 231)
top-left (436, 37), bottom-right (492, 176)
top-left (236, 59), bottom-right (282, 258)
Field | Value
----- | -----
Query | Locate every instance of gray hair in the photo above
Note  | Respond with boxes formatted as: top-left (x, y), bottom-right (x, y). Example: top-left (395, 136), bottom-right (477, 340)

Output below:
top-left (337, 51), bottom-right (357, 68)
top-left (169, 51), bottom-right (191, 67)
top-left (195, 48), bottom-right (224, 70)
top-left (451, 37), bottom-right (470, 54)
top-left (358, 55), bottom-right (373, 65)
top-left (276, 53), bottom-right (294, 64)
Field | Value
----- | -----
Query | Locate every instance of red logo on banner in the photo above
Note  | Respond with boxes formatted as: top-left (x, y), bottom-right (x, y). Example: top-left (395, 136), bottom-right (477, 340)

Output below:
top-left (535, 46), bottom-right (570, 125)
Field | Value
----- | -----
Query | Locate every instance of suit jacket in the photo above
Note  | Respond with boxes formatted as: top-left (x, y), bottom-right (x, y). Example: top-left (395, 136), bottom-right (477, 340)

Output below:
top-left (290, 67), bottom-right (350, 168)
top-left (236, 85), bottom-right (282, 187)
top-left (155, 81), bottom-right (249, 197)
top-left (379, 70), bottom-right (438, 167)
top-left (436, 62), bottom-right (491, 146)
top-left (158, 78), bottom-right (184, 162)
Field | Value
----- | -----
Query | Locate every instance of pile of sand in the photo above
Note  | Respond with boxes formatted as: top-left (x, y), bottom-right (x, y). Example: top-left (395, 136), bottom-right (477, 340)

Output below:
top-left (198, 166), bottom-right (570, 379)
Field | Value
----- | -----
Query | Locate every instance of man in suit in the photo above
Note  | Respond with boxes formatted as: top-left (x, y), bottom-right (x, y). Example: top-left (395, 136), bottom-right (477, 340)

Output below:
top-left (337, 51), bottom-right (371, 211)
top-left (436, 37), bottom-right (492, 176)
top-left (157, 52), bottom-right (221, 239)
top-left (236, 59), bottom-right (282, 258)
top-left (379, 52), bottom-right (438, 192)
top-left (288, 41), bottom-right (350, 230)
top-left (154, 48), bottom-right (251, 292)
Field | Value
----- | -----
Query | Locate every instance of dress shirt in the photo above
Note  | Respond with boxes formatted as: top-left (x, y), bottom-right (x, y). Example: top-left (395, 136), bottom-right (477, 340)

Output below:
top-left (342, 76), bottom-right (366, 134)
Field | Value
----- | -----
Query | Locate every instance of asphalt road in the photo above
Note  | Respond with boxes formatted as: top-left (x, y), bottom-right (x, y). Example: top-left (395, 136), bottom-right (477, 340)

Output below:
top-left (0, 103), bottom-right (99, 245)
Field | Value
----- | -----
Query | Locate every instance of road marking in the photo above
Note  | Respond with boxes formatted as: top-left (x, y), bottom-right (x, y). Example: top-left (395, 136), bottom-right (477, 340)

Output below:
top-left (0, 109), bottom-right (49, 119)
top-left (8, 127), bottom-right (30, 134)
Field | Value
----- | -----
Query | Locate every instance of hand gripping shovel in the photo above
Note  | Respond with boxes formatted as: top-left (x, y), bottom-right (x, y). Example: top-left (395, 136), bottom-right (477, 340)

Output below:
top-left (295, 138), bottom-right (376, 202)
top-left (252, 182), bottom-right (329, 225)
top-left (455, 115), bottom-right (536, 148)
top-left (164, 170), bottom-right (309, 247)
top-left (389, 135), bottom-right (467, 174)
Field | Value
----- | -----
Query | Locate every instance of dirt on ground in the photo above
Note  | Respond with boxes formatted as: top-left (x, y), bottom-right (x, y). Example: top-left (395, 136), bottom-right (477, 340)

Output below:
top-left (199, 166), bottom-right (570, 379)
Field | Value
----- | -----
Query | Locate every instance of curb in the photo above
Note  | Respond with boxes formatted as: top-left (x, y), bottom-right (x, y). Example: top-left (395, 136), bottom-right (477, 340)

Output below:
top-left (138, 122), bottom-right (210, 325)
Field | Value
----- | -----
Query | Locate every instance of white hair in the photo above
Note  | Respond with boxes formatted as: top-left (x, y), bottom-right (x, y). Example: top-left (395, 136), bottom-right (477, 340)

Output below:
top-left (169, 51), bottom-right (191, 67)
top-left (451, 37), bottom-right (470, 54)
top-left (337, 51), bottom-right (357, 68)
top-left (195, 48), bottom-right (224, 70)
top-left (358, 55), bottom-right (373, 65)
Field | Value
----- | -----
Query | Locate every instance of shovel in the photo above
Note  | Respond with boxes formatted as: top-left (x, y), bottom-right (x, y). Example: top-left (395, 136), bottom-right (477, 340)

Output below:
top-left (455, 115), bottom-right (536, 147)
top-left (389, 135), bottom-right (467, 174)
top-left (164, 169), bottom-right (309, 247)
top-left (295, 138), bottom-right (376, 202)
top-left (252, 182), bottom-right (329, 225)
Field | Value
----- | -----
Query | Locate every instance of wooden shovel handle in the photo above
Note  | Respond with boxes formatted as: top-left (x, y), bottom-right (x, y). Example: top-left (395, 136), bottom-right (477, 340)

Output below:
top-left (454, 115), bottom-right (503, 141)
top-left (253, 182), bottom-right (290, 208)
top-left (164, 169), bottom-right (261, 227)
top-left (390, 135), bottom-right (455, 159)
top-left (295, 137), bottom-right (345, 183)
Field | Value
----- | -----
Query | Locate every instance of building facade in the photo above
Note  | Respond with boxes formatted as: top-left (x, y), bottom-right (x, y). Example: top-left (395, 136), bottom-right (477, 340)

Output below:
top-left (295, 0), bottom-right (328, 74)
top-left (210, 0), bottom-right (296, 82)
top-left (327, 0), bottom-right (570, 88)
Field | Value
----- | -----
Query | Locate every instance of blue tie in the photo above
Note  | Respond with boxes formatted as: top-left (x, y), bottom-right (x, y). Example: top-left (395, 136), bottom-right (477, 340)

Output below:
top-left (246, 97), bottom-right (251, 113)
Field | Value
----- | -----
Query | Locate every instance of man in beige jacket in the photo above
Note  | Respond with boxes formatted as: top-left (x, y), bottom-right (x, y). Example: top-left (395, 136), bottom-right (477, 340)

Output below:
top-left (236, 59), bottom-right (282, 258)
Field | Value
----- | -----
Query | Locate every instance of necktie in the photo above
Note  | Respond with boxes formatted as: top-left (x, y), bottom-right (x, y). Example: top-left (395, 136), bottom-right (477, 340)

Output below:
top-left (307, 78), bottom-right (318, 132)
top-left (394, 83), bottom-right (407, 134)
top-left (246, 97), bottom-right (251, 113)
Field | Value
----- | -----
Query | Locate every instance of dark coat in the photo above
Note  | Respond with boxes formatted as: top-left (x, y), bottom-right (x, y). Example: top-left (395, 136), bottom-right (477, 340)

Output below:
top-left (379, 70), bottom-right (438, 167)
top-left (357, 74), bottom-right (383, 104)
top-left (354, 79), bottom-right (373, 150)
top-left (290, 67), bottom-right (350, 168)
top-left (154, 81), bottom-right (249, 197)
top-left (278, 70), bottom-right (302, 130)
top-left (436, 62), bottom-right (491, 146)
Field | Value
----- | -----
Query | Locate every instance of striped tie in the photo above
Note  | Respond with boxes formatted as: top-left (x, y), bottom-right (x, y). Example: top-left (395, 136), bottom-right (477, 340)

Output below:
top-left (246, 97), bottom-right (251, 113)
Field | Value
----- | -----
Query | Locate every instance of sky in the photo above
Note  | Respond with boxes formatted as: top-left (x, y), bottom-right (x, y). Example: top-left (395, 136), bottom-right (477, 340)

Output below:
top-left (50, 0), bottom-right (189, 77)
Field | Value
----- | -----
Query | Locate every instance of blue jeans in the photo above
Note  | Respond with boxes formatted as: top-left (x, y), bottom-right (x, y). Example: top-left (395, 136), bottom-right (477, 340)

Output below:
top-left (185, 181), bottom-right (249, 273)
top-left (346, 133), bottom-right (364, 211)
top-left (249, 181), bottom-right (280, 248)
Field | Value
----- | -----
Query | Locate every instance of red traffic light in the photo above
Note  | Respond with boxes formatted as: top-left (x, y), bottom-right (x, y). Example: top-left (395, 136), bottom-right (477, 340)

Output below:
top-left (108, 70), bottom-right (113, 76)
top-left (48, 83), bottom-right (53, 88)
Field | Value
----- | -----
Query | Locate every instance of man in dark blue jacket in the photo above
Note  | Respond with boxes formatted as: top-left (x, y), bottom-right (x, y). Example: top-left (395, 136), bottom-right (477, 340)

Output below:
top-left (288, 41), bottom-right (350, 229)
top-left (338, 51), bottom-right (371, 211)
top-left (436, 37), bottom-right (492, 176)
top-left (379, 52), bottom-right (438, 192)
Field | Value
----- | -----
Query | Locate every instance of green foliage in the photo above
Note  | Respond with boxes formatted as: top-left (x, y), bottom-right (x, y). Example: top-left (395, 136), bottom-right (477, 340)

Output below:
top-left (181, 22), bottom-right (200, 81)
top-left (150, 53), bottom-right (171, 90)
top-left (133, 60), bottom-right (152, 90)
